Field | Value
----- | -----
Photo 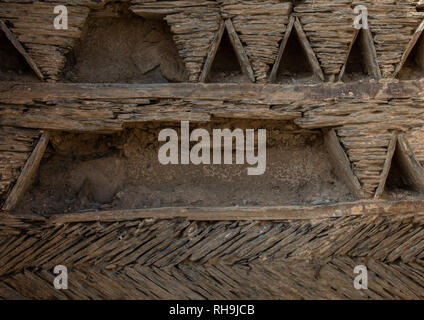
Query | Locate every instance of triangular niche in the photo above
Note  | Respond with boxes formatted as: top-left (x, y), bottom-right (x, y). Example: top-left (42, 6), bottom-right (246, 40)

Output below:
top-left (199, 19), bottom-right (255, 83)
top-left (64, 2), bottom-right (187, 83)
top-left (205, 27), bottom-right (248, 83)
top-left (0, 21), bottom-right (41, 82)
top-left (269, 17), bottom-right (323, 84)
top-left (385, 132), bottom-right (424, 195)
top-left (339, 28), bottom-right (381, 82)
top-left (395, 22), bottom-right (424, 80)
top-left (384, 149), bottom-right (417, 197)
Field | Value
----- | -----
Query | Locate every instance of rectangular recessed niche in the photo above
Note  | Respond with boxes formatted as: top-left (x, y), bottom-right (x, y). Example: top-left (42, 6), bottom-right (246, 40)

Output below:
top-left (14, 120), bottom-right (355, 215)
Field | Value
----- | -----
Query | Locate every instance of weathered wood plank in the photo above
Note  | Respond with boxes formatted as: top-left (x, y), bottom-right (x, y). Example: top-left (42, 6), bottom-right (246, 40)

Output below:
top-left (2, 132), bottom-right (49, 211)
top-left (1, 81), bottom-right (424, 132)
top-left (199, 19), bottom-right (225, 83)
top-left (269, 16), bottom-right (295, 83)
top-left (375, 131), bottom-right (398, 199)
top-left (361, 28), bottom-right (382, 80)
top-left (48, 199), bottom-right (424, 224)
top-left (0, 80), bottom-right (421, 103)
top-left (396, 133), bottom-right (424, 192)
top-left (338, 29), bottom-right (359, 82)
top-left (323, 128), bottom-right (364, 199)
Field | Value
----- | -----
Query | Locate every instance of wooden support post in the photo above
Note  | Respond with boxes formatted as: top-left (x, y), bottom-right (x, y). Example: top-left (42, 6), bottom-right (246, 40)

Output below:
top-left (199, 20), bottom-right (225, 83)
top-left (324, 128), bottom-right (364, 199)
top-left (393, 19), bottom-right (424, 78)
top-left (293, 18), bottom-right (324, 81)
top-left (2, 132), bottom-right (50, 211)
top-left (396, 133), bottom-right (424, 192)
top-left (0, 19), bottom-right (44, 81)
top-left (224, 19), bottom-right (255, 83)
top-left (375, 131), bottom-right (398, 199)
top-left (338, 29), bottom-right (360, 82)
top-left (269, 16), bottom-right (295, 83)
top-left (361, 28), bottom-right (382, 80)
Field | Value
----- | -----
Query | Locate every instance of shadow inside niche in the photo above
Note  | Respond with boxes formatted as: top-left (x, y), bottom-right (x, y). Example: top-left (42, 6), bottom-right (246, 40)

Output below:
top-left (397, 33), bottom-right (424, 80)
top-left (0, 27), bottom-right (39, 82)
top-left (206, 28), bottom-right (249, 83)
top-left (342, 30), bottom-right (372, 82)
top-left (384, 149), bottom-right (424, 200)
top-left (274, 26), bottom-right (319, 85)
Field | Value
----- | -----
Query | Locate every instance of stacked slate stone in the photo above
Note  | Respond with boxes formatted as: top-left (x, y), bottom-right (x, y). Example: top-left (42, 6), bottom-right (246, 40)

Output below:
top-left (354, 0), bottom-right (424, 77)
top-left (219, 0), bottom-right (293, 82)
top-left (294, 0), bottom-right (356, 80)
top-left (337, 126), bottom-right (392, 197)
top-left (166, 9), bottom-right (221, 82)
top-left (0, 2), bottom-right (89, 81)
top-left (131, 1), bottom-right (221, 82)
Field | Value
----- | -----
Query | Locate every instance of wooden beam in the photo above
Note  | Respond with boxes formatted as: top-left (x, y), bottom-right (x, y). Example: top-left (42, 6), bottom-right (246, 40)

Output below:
top-left (48, 199), bottom-right (424, 224)
top-left (199, 20), bottom-right (225, 83)
top-left (0, 81), bottom-right (422, 104)
top-left (396, 133), bottom-right (424, 192)
top-left (393, 19), bottom-right (424, 78)
top-left (2, 132), bottom-right (50, 211)
top-left (323, 129), bottom-right (364, 199)
top-left (2, 81), bottom-right (424, 132)
top-left (0, 19), bottom-right (44, 81)
top-left (224, 19), bottom-right (255, 83)
top-left (269, 16), bottom-right (295, 83)
top-left (375, 131), bottom-right (398, 199)
top-left (130, 7), bottom-right (176, 19)
top-left (293, 18), bottom-right (324, 82)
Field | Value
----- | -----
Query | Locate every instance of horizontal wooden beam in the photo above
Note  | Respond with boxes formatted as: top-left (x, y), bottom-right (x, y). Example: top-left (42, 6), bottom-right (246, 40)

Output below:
top-left (0, 80), bottom-right (422, 103)
top-left (1, 81), bottom-right (424, 132)
top-left (48, 199), bottom-right (424, 224)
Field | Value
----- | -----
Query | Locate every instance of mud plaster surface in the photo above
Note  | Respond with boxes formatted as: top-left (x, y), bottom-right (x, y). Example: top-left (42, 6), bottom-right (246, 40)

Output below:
top-left (16, 120), bottom-right (354, 215)
top-left (64, 13), bottom-right (186, 83)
